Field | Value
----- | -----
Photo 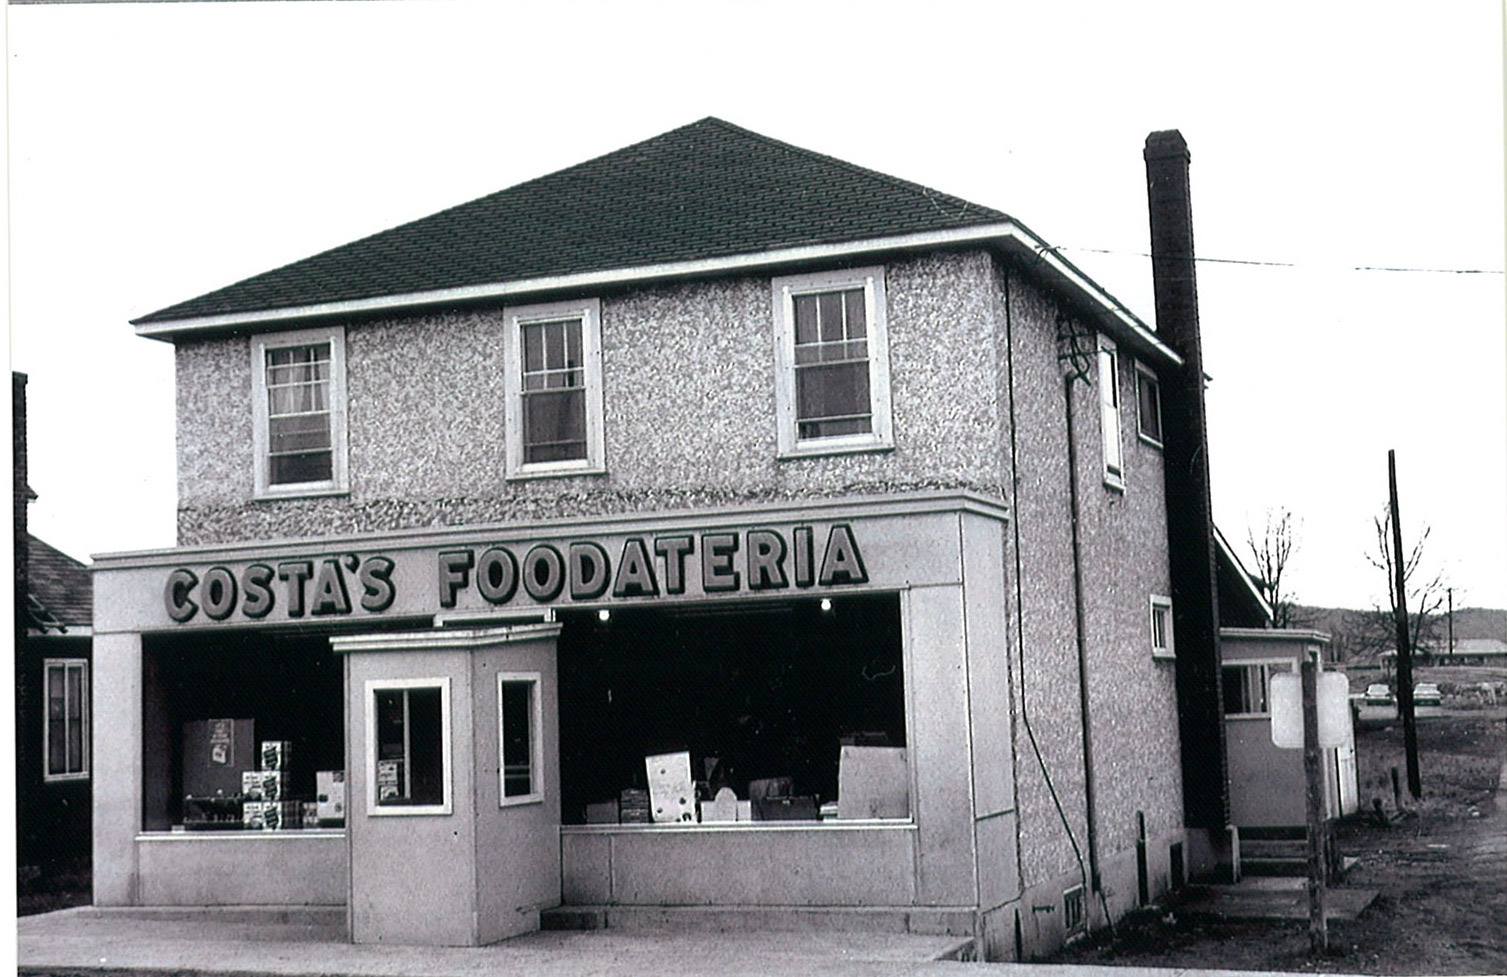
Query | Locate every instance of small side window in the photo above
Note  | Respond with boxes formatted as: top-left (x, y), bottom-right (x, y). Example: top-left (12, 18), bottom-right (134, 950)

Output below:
top-left (1135, 361), bottom-right (1163, 448)
top-left (1221, 664), bottom-right (1272, 716)
top-left (1149, 595), bottom-right (1175, 660)
top-left (1063, 884), bottom-right (1087, 933)
top-left (1098, 338), bottom-right (1123, 490)
top-left (43, 659), bottom-right (89, 781)
top-left (366, 678), bottom-right (451, 816)
top-left (498, 673), bottom-right (543, 806)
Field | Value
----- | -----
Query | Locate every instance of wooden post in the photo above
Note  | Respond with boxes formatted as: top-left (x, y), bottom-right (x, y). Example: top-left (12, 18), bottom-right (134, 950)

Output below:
top-left (1448, 588), bottom-right (1454, 656)
top-left (1388, 450), bottom-right (1422, 799)
top-left (1302, 651), bottom-right (1328, 954)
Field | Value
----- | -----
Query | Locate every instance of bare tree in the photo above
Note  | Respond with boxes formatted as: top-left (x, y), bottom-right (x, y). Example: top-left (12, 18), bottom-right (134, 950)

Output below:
top-left (1246, 508), bottom-right (1300, 628)
top-left (1354, 507), bottom-right (1447, 658)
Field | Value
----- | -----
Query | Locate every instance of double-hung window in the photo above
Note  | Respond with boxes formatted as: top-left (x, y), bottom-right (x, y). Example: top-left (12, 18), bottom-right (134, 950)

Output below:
top-left (1135, 361), bottom-right (1163, 448)
top-left (1098, 336), bottom-right (1124, 490)
top-left (251, 327), bottom-right (348, 497)
top-left (43, 659), bottom-right (89, 781)
top-left (498, 673), bottom-right (543, 806)
top-left (366, 678), bottom-right (452, 816)
top-left (773, 267), bottom-right (893, 457)
top-left (503, 299), bottom-right (605, 478)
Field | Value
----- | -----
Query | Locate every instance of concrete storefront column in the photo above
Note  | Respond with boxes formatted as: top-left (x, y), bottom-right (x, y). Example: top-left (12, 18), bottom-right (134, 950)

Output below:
top-left (92, 631), bottom-right (143, 905)
top-left (332, 623), bottom-right (561, 947)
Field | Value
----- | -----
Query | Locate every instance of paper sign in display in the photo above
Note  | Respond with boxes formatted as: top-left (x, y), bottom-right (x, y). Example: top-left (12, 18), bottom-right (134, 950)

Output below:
top-left (645, 751), bottom-right (696, 823)
top-left (1270, 671), bottom-right (1350, 749)
top-left (837, 746), bottom-right (910, 819)
top-left (209, 719), bottom-right (234, 765)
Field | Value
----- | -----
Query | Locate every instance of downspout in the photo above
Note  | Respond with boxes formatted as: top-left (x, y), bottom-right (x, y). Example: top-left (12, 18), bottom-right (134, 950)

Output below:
top-left (1062, 373), bottom-right (1103, 896)
top-left (1002, 267), bottom-right (1091, 905)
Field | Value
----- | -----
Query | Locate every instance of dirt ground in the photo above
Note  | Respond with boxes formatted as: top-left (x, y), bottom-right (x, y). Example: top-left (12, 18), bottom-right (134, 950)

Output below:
top-left (1053, 714), bottom-right (1507, 975)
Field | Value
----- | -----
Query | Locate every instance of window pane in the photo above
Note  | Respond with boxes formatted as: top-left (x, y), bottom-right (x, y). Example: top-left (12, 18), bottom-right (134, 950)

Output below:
top-left (523, 389), bottom-right (587, 463)
top-left (269, 413), bottom-right (332, 454)
top-left (407, 688), bottom-right (444, 806)
top-left (796, 362), bottom-right (871, 426)
top-left (270, 452), bottom-right (333, 484)
top-left (48, 667), bottom-right (64, 719)
top-left (374, 687), bottom-right (445, 807)
top-left (269, 381), bottom-right (328, 415)
top-left (523, 323), bottom-right (545, 373)
top-left (818, 292), bottom-right (844, 342)
top-left (565, 318), bottom-right (582, 367)
top-left (501, 681), bottom-right (533, 798)
top-left (545, 320), bottom-right (566, 370)
top-left (843, 289), bottom-right (866, 338)
top-left (1138, 374), bottom-right (1162, 441)
top-left (66, 667), bottom-right (84, 772)
top-left (793, 295), bottom-right (818, 345)
top-left (1220, 667), bottom-right (1246, 715)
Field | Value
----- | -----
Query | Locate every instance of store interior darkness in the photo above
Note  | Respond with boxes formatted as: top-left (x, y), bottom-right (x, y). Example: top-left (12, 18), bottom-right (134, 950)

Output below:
top-left (556, 594), bottom-right (906, 824)
top-left (141, 630), bottom-right (346, 829)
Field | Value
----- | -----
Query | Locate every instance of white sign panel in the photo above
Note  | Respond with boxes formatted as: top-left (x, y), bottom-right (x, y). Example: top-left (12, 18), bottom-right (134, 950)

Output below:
top-left (1270, 671), bottom-right (1350, 749)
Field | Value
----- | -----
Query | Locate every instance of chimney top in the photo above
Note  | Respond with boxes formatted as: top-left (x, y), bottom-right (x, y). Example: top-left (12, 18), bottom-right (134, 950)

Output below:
top-left (1144, 130), bottom-right (1190, 162)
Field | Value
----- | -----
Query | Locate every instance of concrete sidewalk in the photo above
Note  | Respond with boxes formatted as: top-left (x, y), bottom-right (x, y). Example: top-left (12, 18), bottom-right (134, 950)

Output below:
top-left (18, 905), bottom-right (1384, 977)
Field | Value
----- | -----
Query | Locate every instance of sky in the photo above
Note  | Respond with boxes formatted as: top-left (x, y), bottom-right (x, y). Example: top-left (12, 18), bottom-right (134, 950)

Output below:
top-left (6, 1), bottom-right (1505, 612)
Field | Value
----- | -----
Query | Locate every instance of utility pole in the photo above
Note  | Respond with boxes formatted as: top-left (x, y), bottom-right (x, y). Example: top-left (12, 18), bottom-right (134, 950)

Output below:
top-left (1388, 450), bottom-right (1421, 800)
top-left (1448, 587), bottom-right (1454, 655)
top-left (1301, 650), bottom-right (1328, 954)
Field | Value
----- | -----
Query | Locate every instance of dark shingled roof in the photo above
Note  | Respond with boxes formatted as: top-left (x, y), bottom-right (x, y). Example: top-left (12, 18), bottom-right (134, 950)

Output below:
top-left (134, 117), bottom-right (1009, 325)
top-left (27, 534), bottom-right (92, 630)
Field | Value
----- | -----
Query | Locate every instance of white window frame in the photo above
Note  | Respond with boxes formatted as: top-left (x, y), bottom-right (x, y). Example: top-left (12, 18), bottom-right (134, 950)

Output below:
top-left (42, 658), bottom-right (89, 782)
top-left (1221, 659), bottom-right (1295, 718)
top-left (1063, 883), bottom-right (1087, 933)
top-left (502, 298), bottom-right (605, 480)
top-left (1134, 360), bottom-right (1164, 449)
top-left (772, 266), bottom-right (893, 459)
top-left (1098, 336), bottom-right (1124, 491)
top-left (364, 677), bottom-right (453, 817)
top-left (1149, 595), bottom-right (1175, 661)
top-left (497, 672), bottom-right (544, 807)
top-left (250, 326), bottom-right (349, 499)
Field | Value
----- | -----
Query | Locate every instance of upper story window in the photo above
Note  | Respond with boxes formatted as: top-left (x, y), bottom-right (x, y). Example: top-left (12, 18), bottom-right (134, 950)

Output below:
top-left (772, 267), bottom-right (893, 458)
top-left (1098, 336), bottom-right (1124, 490)
top-left (1149, 595), bottom-right (1175, 660)
top-left (44, 658), bottom-right (89, 781)
top-left (1135, 361), bottom-right (1163, 448)
top-left (503, 299), bottom-right (605, 479)
top-left (251, 327), bottom-right (349, 498)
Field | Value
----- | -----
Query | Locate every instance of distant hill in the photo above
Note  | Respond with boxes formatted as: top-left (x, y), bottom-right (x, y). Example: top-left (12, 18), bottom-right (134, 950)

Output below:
top-left (1287, 604), bottom-right (1505, 661)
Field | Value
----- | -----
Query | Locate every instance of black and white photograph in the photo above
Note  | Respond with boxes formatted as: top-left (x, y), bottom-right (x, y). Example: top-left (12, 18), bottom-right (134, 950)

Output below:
top-left (8, 3), bottom-right (1505, 975)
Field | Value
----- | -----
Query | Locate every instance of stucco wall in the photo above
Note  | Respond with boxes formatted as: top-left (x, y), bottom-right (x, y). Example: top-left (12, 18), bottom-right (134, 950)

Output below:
top-left (989, 261), bottom-right (1182, 897)
top-left (175, 251), bottom-right (1007, 545)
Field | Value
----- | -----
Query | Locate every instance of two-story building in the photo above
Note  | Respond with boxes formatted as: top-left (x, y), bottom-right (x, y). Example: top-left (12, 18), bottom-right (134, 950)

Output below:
top-left (92, 118), bottom-right (1232, 960)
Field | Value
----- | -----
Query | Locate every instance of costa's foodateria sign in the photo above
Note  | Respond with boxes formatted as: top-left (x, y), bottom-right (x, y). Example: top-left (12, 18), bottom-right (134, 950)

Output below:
top-left (162, 524), bottom-right (868, 625)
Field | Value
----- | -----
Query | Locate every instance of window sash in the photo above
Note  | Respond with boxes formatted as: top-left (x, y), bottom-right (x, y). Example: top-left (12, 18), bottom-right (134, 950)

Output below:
top-left (1136, 366), bottom-right (1163, 445)
top-left (44, 660), bottom-right (88, 779)
top-left (1099, 343), bottom-right (1123, 482)
top-left (498, 673), bottom-right (543, 805)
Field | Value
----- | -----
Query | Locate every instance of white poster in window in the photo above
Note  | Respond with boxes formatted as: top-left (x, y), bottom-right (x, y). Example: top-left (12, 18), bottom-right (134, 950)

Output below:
top-left (645, 751), bottom-right (695, 823)
top-left (1270, 671), bottom-right (1349, 749)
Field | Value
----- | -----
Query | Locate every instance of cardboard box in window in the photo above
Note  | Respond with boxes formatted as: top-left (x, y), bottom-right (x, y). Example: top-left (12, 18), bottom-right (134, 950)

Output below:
top-left (316, 770), bottom-right (346, 824)
top-left (242, 801), bottom-right (267, 830)
top-left (182, 719), bottom-right (255, 799)
top-left (376, 760), bottom-right (403, 803)
top-left (241, 770), bottom-right (290, 802)
top-left (619, 788), bottom-right (652, 824)
top-left (837, 746), bottom-right (910, 820)
top-left (301, 802), bottom-right (321, 828)
top-left (257, 801), bottom-right (302, 831)
top-left (259, 741), bottom-right (293, 772)
top-left (585, 800), bottom-right (619, 824)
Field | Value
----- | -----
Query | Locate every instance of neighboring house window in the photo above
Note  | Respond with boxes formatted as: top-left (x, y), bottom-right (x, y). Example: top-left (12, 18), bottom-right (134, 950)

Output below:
top-left (43, 659), bottom-right (89, 781)
top-left (498, 673), bottom-right (543, 806)
top-left (503, 299), bottom-right (605, 478)
top-left (772, 267), bottom-right (893, 457)
top-left (1149, 595), bottom-right (1175, 660)
top-left (251, 327), bottom-right (349, 497)
top-left (1135, 361), bottom-right (1163, 447)
top-left (366, 678), bottom-right (452, 816)
top-left (1063, 884), bottom-right (1087, 933)
top-left (1222, 663), bottom-right (1274, 716)
top-left (1098, 337), bottom-right (1123, 489)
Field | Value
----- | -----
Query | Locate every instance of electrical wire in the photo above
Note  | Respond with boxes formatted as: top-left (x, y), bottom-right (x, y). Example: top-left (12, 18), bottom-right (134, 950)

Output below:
top-left (1054, 245), bottom-right (1504, 275)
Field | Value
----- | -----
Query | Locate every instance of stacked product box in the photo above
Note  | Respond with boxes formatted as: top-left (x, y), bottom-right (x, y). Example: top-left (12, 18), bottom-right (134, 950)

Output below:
top-left (260, 740), bottom-right (293, 772)
top-left (241, 770), bottom-right (290, 802)
top-left (243, 801), bottom-right (302, 831)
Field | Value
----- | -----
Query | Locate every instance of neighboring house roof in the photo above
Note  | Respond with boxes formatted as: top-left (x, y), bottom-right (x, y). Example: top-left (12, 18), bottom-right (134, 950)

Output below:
top-left (1214, 524), bottom-right (1274, 628)
top-left (130, 118), bottom-right (1181, 368)
top-left (26, 534), bottom-right (92, 632)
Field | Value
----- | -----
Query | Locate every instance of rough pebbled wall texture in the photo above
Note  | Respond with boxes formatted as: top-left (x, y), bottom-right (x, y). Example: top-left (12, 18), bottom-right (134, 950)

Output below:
top-left (990, 261), bottom-right (1181, 897)
top-left (175, 250), bottom-right (1006, 544)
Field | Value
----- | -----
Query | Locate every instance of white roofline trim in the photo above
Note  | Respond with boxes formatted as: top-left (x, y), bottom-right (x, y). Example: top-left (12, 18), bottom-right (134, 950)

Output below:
top-left (1214, 524), bottom-right (1276, 621)
top-left (132, 222), bottom-right (1184, 367)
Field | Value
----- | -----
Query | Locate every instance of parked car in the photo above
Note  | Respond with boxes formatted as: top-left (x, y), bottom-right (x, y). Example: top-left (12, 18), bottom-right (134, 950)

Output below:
top-left (1412, 682), bottom-right (1442, 707)
top-left (1364, 683), bottom-right (1394, 705)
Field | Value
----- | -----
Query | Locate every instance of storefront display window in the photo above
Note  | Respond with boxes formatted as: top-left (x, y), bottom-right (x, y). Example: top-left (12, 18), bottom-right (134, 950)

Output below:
top-left (366, 678), bottom-right (451, 816)
top-left (498, 673), bottom-right (542, 805)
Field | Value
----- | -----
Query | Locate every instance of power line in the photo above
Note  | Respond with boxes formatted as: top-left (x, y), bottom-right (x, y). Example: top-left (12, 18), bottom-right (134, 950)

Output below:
top-left (1056, 245), bottom-right (1504, 275)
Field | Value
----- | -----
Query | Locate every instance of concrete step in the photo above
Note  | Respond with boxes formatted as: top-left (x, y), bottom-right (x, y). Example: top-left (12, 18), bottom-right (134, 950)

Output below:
top-left (543, 904), bottom-right (977, 946)
top-left (80, 905), bottom-right (346, 927)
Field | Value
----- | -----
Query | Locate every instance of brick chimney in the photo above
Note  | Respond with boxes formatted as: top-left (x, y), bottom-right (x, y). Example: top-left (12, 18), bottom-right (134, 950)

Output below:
top-left (1144, 131), bottom-right (1228, 830)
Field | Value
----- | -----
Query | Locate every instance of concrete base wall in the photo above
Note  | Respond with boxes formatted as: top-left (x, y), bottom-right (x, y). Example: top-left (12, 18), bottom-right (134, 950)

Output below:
top-left (135, 834), bottom-right (346, 905)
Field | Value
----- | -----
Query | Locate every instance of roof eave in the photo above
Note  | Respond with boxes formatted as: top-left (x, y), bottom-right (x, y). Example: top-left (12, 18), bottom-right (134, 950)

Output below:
top-left (132, 222), bottom-right (1183, 368)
